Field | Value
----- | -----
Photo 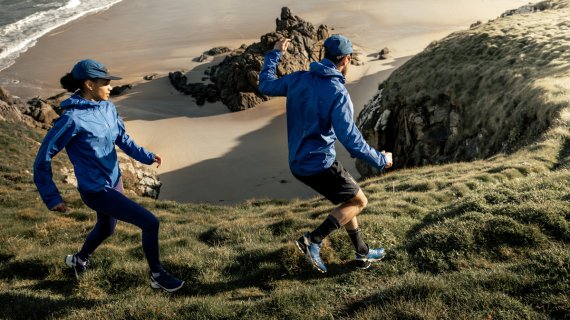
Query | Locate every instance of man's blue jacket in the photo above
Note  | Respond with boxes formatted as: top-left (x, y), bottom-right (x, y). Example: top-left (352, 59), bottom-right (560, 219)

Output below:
top-left (33, 94), bottom-right (155, 209)
top-left (258, 49), bottom-right (388, 176)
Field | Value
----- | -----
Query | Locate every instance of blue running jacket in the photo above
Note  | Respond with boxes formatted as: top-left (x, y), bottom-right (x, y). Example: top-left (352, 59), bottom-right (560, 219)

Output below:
top-left (33, 94), bottom-right (155, 209)
top-left (258, 50), bottom-right (388, 176)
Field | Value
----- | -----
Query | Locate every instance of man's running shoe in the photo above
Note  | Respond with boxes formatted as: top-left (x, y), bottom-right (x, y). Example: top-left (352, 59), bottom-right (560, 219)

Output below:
top-left (295, 232), bottom-right (327, 273)
top-left (65, 254), bottom-right (88, 278)
top-left (355, 247), bottom-right (385, 269)
top-left (150, 270), bottom-right (184, 293)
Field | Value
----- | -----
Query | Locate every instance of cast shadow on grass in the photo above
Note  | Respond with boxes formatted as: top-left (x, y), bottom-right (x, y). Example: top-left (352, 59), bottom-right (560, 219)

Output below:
top-left (0, 259), bottom-right (50, 280)
top-left (0, 292), bottom-right (99, 320)
top-left (167, 247), bottom-right (358, 297)
top-left (0, 258), bottom-right (78, 296)
top-left (554, 137), bottom-right (570, 170)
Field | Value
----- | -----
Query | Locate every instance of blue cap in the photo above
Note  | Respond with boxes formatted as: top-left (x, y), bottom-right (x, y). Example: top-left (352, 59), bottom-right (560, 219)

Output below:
top-left (324, 34), bottom-right (353, 57)
top-left (71, 59), bottom-right (122, 80)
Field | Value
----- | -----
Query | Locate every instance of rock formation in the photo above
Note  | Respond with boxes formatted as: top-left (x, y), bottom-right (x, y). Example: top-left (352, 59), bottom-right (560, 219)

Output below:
top-left (170, 7), bottom-right (330, 111)
top-left (356, 1), bottom-right (570, 176)
top-left (500, 0), bottom-right (552, 16)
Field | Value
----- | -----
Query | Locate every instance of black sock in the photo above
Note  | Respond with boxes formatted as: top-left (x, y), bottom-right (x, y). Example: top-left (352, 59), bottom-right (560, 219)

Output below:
top-left (310, 215), bottom-right (341, 244)
top-left (347, 228), bottom-right (368, 255)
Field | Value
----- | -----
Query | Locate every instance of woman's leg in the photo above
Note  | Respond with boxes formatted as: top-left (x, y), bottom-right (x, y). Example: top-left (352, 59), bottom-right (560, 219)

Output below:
top-left (80, 188), bottom-right (161, 272)
top-left (76, 212), bottom-right (117, 261)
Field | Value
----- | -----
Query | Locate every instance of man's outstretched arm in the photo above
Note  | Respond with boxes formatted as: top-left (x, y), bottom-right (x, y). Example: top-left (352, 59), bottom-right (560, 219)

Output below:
top-left (258, 39), bottom-right (292, 97)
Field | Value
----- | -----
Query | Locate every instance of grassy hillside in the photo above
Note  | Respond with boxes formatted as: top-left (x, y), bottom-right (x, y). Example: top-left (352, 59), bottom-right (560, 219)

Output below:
top-left (357, 0), bottom-right (570, 170)
top-left (1, 104), bottom-right (569, 319)
top-left (2, 2), bottom-right (570, 319)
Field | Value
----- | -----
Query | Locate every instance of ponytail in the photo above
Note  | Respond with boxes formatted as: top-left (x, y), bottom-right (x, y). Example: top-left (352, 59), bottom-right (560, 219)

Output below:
top-left (60, 73), bottom-right (84, 93)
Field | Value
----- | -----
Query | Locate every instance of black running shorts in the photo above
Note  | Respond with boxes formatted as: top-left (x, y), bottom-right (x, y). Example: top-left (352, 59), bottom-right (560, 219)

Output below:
top-left (293, 160), bottom-right (360, 205)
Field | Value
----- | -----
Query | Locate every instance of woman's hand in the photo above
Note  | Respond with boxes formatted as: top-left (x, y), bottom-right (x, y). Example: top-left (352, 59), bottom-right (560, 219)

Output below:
top-left (50, 202), bottom-right (68, 213)
top-left (154, 154), bottom-right (162, 168)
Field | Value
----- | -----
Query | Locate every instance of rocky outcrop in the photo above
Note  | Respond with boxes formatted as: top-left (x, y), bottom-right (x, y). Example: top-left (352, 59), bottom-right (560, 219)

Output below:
top-left (110, 84), bottom-right (132, 96)
top-left (170, 7), bottom-right (331, 111)
top-left (169, 71), bottom-right (218, 105)
top-left (500, 0), bottom-right (553, 16)
top-left (356, 1), bottom-right (570, 176)
top-left (205, 47), bottom-right (232, 56)
top-left (0, 87), bottom-right (25, 123)
top-left (0, 85), bottom-right (162, 199)
top-left (212, 7), bottom-right (329, 111)
top-left (0, 87), bottom-right (60, 129)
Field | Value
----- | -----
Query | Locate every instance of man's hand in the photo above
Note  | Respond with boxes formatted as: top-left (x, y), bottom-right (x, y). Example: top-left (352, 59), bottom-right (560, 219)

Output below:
top-left (50, 202), bottom-right (68, 213)
top-left (154, 154), bottom-right (162, 168)
top-left (382, 151), bottom-right (393, 169)
top-left (274, 38), bottom-right (291, 53)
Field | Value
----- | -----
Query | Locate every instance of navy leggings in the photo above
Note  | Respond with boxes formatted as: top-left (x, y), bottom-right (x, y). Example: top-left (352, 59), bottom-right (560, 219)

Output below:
top-left (78, 180), bottom-right (162, 272)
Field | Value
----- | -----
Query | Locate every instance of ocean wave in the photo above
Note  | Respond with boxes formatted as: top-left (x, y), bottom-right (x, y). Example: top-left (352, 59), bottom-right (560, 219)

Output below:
top-left (0, 0), bottom-right (123, 72)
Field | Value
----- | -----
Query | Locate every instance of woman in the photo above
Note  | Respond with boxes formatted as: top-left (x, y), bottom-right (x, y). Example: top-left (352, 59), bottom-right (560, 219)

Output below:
top-left (33, 59), bottom-right (184, 293)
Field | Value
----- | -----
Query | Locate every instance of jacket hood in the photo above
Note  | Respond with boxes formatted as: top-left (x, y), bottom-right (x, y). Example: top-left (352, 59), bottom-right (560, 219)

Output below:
top-left (60, 93), bottom-right (101, 110)
top-left (309, 59), bottom-right (346, 84)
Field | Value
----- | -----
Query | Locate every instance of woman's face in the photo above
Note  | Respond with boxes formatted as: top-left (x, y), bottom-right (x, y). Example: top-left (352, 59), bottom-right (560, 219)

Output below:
top-left (84, 78), bottom-right (112, 101)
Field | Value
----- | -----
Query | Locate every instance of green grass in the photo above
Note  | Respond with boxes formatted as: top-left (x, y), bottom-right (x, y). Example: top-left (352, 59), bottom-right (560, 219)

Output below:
top-left (1, 106), bottom-right (570, 319)
top-left (2, 2), bottom-right (570, 319)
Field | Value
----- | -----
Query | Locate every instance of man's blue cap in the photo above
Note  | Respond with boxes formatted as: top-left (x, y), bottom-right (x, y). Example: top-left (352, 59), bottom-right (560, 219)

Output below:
top-left (324, 34), bottom-right (353, 57)
top-left (71, 59), bottom-right (122, 80)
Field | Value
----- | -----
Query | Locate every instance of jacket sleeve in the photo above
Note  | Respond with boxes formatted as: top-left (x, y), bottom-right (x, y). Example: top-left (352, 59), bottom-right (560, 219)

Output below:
top-left (258, 50), bottom-right (289, 96)
top-left (115, 114), bottom-right (155, 165)
top-left (33, 115), bottom-right (76, 209)
top-left (330, 92), bottom-right (388, 171)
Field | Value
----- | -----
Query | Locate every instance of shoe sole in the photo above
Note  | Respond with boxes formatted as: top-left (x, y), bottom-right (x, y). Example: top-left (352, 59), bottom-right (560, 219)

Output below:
top-left (150, 279), bottom-right (184, 293)
top-left (295, 239), bottom-right (307, 255)
top-left (295, 235), bottom-right (327, 273)
top-left (356, 255), bottom-right (385, 270)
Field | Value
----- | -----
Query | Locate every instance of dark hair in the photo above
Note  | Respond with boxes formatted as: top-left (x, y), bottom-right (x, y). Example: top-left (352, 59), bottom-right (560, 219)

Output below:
top-left (60, 73), bottom-right (85, 93)
top-left (324, 51), bottom-right (349, 64)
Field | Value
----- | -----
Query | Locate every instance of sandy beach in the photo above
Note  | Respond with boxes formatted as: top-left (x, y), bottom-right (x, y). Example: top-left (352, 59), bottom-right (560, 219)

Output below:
top-left (0, 0), bottom-right (524, 204)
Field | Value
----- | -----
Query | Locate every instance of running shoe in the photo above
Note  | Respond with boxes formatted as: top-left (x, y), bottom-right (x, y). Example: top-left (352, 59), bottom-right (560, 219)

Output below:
top-left (150, 270), bottom-right (184, 293)
top-left (355, 247), bottom-right (385, 269)
top-left (295, 232), bottom-right (327, 273)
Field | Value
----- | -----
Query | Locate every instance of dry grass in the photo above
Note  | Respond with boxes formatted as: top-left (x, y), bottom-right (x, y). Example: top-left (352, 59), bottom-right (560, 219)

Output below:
top-left (1, 2), bottom-right (570, 319)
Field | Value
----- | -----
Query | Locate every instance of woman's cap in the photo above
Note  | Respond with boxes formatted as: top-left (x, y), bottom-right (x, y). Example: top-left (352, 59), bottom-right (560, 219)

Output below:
top-left (324, 34), bottom-right (353, 56)
top-left (71, 59), bottom-right (122, 80)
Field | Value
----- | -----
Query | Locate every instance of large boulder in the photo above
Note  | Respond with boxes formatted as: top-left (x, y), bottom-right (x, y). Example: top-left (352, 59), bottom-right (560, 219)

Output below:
top-left (170, 7), bottom-right (330, 111)
top-left (211, 7), bottom-right (329, 111)
top-left (356, 1), bottom-right (570, 175)
top-left (0, 87), bottom-right (24, 123)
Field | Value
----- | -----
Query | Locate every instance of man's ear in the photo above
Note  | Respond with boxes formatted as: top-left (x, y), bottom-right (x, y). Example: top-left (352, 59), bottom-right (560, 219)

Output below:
top-left (342, 55), bottom-right (351, 67)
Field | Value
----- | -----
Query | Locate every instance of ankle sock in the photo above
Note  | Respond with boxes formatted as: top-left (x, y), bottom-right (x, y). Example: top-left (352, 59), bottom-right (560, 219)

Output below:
top-left (310, 215), bottom-right (341, 244)
top-left (347, 228), bottom-right (369, 255)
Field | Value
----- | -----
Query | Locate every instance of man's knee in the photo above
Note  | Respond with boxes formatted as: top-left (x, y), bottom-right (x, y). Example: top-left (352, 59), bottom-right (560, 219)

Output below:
top-left (348, 190), bottom-right (368, 211)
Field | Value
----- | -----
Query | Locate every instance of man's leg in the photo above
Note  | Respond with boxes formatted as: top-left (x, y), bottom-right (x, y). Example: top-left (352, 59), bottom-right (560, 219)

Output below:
top-left (310, 189), bottom-right (367, 244)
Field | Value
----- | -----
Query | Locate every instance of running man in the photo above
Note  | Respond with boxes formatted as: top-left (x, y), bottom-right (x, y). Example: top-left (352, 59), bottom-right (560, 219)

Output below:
top-left (258, 34), bottom-right (393, 272)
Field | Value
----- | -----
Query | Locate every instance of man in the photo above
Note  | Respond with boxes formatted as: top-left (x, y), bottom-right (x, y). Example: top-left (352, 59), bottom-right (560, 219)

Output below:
top-left (258, 34), bottom-right (393, 273)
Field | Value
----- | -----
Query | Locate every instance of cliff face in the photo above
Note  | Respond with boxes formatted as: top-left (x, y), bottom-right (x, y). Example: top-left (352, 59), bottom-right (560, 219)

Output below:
top-left (356, 0), bottom-right (570, 175)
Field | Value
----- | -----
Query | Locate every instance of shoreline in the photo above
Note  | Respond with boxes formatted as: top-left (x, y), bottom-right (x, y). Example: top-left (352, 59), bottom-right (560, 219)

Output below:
top-left (0, 0), bottom-right (525, 204)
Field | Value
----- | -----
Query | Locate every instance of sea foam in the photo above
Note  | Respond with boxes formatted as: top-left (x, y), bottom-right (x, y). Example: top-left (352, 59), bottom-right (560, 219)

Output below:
top-left (0, 0), bottom-right (123, 72)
